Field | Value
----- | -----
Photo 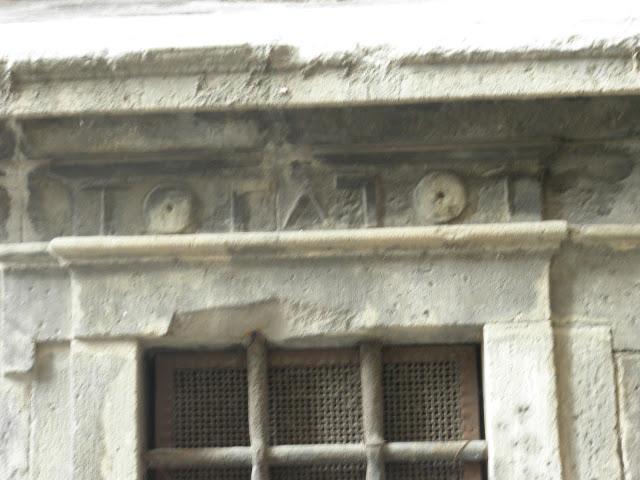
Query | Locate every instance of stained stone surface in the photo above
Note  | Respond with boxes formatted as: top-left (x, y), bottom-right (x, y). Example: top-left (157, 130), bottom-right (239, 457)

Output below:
top-left (554, 326), bottom-right (622, 480)
top-left (617, 353), bottom-right (640, 480)
top-left (551, 245), bottom-right (640, 351)
top-left (68, 252), bottom-right (552, 339)
top-left (31, 345), bottom-right (72, 480)
top-left (0, 375), bottom-right (29, 480)
top-left (0, 94), bottom-right (639, 480)
top-left (1, 266), bottom-right (71, 373)
top-left (1, 100), bottom-right (637, 241)
top-left (0, 121), bottom-right (15, 160)
top-left (71, 341), bottom-right (141, 480)
top-left (2, 4), bottom-right (640, 117)
top-left (483, 323), bottom-right (563, 480)
top-left (546, 152), bottom-right (640, 224)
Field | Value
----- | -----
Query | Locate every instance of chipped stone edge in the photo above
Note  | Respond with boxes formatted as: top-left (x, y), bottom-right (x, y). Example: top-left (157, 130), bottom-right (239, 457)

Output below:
top-left (44, 222), bottom-right (569, 263)
top-left (2, 46), bottom-right (640, 118)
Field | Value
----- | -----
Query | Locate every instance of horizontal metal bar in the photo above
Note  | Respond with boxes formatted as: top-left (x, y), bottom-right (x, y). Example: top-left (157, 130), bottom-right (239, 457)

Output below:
top-left (269, 444), bottom-right (366, 465)
top-left (146, 447), bottom-right (253, 468)
top-left (146, 441), bottom-right (488, 468)
top-left (384, 441), bottom-right (488, 463)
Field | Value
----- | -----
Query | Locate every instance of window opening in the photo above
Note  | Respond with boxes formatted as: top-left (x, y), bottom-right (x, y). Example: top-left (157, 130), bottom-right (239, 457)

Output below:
top-left (148, 337), bottom-right (485, 480)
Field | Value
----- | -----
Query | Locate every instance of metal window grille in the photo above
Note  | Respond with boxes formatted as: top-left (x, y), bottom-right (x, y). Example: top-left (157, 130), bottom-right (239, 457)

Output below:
top-left (149, 338), bottom-right (485, 480)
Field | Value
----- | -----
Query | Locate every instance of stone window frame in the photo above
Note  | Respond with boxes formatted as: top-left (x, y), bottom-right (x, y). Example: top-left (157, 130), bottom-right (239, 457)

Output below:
top-left (0, 221), bottom-right (572, 479)
top-left (147, 337), bottom-right (485, 479)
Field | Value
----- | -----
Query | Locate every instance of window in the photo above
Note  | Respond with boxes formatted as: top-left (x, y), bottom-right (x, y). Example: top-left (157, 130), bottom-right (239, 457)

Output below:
top-left (148, 337), bottom-right (485, 480)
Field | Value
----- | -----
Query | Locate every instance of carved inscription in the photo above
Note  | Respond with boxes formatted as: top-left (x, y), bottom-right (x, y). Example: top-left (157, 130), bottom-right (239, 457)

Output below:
top-left (25, 162), bottom-right (519, 241)
top-left (75, 183), bottom-right (126, 235)
top-left (335, 175), bottom-right (380, 228)
top-left (282, 192), bottom-right (325, 230)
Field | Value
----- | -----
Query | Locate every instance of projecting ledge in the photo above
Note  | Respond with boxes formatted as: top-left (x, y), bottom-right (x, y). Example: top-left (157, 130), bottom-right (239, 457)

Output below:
top-left (569, 224), bottom-right (640, 250)
top-left (43, 222), bottom-right (568, 263)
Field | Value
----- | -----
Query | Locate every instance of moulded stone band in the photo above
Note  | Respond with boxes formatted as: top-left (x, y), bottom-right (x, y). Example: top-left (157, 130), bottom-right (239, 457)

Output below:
top-left (569, 224), bottom-right (640, 250)
top-left (45, 221), bottom-right (569, 262)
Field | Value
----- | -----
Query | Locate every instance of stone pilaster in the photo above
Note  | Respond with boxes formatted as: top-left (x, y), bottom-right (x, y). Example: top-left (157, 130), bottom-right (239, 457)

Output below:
top-left (617, 353), bottom-right (640, 480)
top-left (483, 323), bottom-right (562, 480)
top-left (0, 373), bottom-right (29, 480)
top-left (30, 345), bottom-right (72, 480)
top-left (554, 326), bottom-right (622, 480)
top-left (71, 340), bottom-right (141, 480)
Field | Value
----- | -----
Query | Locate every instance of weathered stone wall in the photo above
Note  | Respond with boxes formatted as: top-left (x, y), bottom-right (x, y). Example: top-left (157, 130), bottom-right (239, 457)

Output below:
top-left (1, 98), bottom-right (639, 480)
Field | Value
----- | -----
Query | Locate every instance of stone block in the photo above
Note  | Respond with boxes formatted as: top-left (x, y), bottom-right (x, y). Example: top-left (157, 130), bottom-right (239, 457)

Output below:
top-left (554, 326), bottom-right (622, 480)
top-left (30, 345), bottom-right (71, 480)
top-left (509, 176), bottom-right (542, 221)
top-left (483, 323), bottom-right (562, 480)
top-left (69, 252), bottom-right (551, 339)
top-left (0, 374), bottom-right (29, 480)
top-left (617, 353), bottom-right (640, 480)
top-left (546, 152), bottom-right (640, 223)
top-left (71, 340), bottom-right (141, 480)
top-left (20, 113), bottom-right (264, 160)
top-left (1, 266), bottom-right (71, 373)
top-left (552, 245), bottom-right (640, 350)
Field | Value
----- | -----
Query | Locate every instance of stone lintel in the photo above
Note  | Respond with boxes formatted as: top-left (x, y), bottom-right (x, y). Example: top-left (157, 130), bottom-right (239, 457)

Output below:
top-left (0, 222), bottom-right (562, 375)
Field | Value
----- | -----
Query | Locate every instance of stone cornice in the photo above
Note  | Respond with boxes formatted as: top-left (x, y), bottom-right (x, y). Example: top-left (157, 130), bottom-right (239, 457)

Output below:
top-left (3, 49), bottom-right (640, 118)
top-left (0, 222), bottom-right (568, 266)
top-left (569, 224), bottom-right (640, 251)
top-left (5, 224), bottom-right (640, 267)
top-left (7, 222), bottom-right (640, 266)
top-left (2, 2), bottom-right (640, 118)
top-left (47, 222), bottom-right (568, 263)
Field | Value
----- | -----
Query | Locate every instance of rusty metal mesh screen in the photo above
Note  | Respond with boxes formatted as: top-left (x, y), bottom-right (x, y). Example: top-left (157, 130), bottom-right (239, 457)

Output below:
top-left (156, 468), bottom-right (251, 480)
top-left (271, 464), bottom-right (366, 480)
top-left (152, 346), bottom-right (480, 480)
top-left (173, 367), bottom-right (250, 447)
top-left (386, 461), bottom-right (462, 480)
top-left (268, 364), bottom-right (363, 445)
top-left (382, 360), bottom-right (462, 442)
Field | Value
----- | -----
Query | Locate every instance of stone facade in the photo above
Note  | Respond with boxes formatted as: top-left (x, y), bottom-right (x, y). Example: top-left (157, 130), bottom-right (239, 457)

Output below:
top-left (2, 3), bottom-right (640, 480)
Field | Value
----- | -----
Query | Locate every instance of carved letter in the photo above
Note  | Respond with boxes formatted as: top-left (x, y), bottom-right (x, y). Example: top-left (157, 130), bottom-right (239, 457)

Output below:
top-left (336, 175), bottom-right (381, 227)
top-left (74, 183), bottom-right (126, 235)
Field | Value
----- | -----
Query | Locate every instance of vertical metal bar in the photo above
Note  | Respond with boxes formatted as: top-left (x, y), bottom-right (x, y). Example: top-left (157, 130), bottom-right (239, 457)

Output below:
top-left (247, 333), bottom-right (270, 480)
top-left (361, 343), bottom-right (385, 480)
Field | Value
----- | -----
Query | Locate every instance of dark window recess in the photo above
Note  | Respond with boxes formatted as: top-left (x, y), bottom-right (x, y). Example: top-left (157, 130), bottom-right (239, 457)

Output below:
top-left (268, 350), bottom-right (363, 445)
top-left (150, 343), bottom-right (483, 480)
